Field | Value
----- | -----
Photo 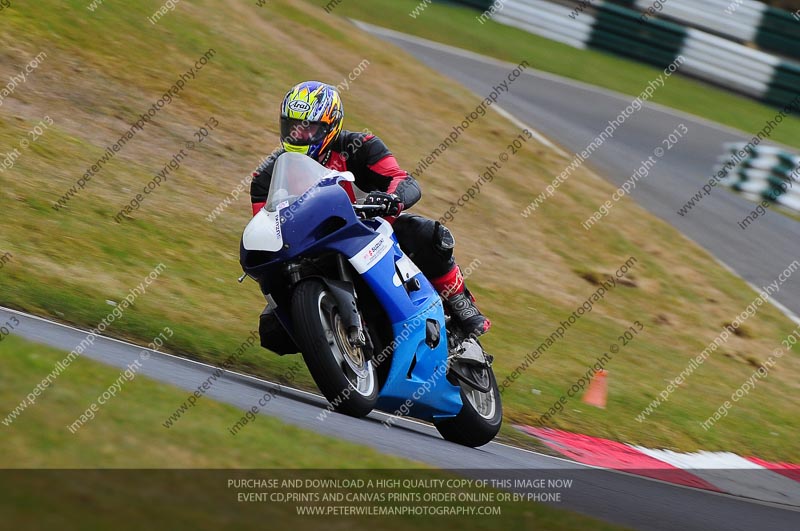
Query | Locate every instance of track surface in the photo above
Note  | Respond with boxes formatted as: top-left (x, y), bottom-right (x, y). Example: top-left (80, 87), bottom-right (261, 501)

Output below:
top-left (4, 307), bottom-right (799, 530)
top-left (357, 22), bottom-right (800, 319)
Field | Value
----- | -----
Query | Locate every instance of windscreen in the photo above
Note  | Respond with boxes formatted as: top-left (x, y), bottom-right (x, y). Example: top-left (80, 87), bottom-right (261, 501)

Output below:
top-left (265, 152), bottom-right (332, 211)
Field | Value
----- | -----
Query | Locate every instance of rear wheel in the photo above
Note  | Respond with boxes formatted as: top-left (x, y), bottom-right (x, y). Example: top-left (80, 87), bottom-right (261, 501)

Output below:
top-left (434, 365), bottom-right (502, 447)
top-left (291, 280), bottom-right (378, 417)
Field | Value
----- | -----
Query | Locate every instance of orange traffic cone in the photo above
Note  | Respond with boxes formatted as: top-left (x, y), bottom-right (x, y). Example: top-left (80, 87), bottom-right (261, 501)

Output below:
top-left (582, 370), bottom-right (608, 408)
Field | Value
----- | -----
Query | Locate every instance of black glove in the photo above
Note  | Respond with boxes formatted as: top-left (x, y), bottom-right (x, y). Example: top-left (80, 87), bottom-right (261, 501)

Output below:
top-left (364, 191), bottom-right (404, 217)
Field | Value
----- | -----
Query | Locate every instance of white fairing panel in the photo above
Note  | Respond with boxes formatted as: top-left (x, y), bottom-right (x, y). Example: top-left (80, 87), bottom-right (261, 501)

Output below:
top-left (386, 218), bottom-right (422, 283)
top-left (242, 208), bottom-right (283, 252)
top-left (349, 218), bottom-right (395, 274)
top-left (349, 234), bottom-right (392, 274)
top-left (396, 252), bottom-right (422, 282)
top-left (375, 217), bottom-right (394, 239)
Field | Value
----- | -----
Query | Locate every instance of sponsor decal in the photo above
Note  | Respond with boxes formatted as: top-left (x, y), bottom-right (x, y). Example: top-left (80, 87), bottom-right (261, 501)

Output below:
top-left (288, 100), bottom-right (311, 113)
top-left (349, 236), bottom-right (390, 273)
top-left (362, 237), bottom-right (385, 264)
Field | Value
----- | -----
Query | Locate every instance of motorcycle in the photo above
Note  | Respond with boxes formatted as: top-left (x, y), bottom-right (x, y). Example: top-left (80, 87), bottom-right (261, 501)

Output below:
top-left (239, 152), bottom-right (501, 447)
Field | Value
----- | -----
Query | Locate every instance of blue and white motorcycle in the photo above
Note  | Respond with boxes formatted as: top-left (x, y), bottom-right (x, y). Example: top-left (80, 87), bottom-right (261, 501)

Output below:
top-left (239, 152), bottom-right (501, 447)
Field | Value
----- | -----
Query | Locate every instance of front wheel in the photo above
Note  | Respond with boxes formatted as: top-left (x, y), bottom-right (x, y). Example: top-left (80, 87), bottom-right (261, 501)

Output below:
top-left (291, 280), bottom-right (378, 418)
top-left (434, 366), bottom-right (502, 447)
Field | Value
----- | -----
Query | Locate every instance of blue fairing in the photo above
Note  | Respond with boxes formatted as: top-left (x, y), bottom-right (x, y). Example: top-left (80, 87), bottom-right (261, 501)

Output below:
top-left (240, 173), bottom-right (462, 420)
top-left (358, 221), bottom-right (463, 419)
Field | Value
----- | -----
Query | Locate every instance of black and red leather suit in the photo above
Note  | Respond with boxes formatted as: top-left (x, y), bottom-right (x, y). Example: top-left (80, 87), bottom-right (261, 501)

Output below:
top-left (250, 130), bottom-right (489, 336)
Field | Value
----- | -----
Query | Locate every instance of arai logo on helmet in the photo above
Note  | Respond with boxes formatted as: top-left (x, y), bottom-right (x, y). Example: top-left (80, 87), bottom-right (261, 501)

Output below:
top-left (287, 100), bottom-right (311, 113)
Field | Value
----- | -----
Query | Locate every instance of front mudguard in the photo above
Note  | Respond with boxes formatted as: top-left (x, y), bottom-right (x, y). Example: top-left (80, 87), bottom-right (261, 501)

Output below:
top-left (316, 277), bottom-right (361, 332)
top-left (259, 306), bottom-right (299, 355)
top-left (259, 276), bottom-right (360, 356)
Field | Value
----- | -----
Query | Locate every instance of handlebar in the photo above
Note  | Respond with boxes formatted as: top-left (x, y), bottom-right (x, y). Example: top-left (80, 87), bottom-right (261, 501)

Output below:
top-left (352, 204), bottom-right (386, 211)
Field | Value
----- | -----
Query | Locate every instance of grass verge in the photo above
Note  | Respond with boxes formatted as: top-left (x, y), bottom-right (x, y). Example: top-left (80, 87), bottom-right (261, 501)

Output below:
top-left (0, 334), bottom-right (627, 530)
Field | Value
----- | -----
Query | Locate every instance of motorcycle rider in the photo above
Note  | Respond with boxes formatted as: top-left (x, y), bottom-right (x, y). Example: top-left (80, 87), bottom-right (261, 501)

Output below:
top-left (250, 81), bottom-right (490, 337)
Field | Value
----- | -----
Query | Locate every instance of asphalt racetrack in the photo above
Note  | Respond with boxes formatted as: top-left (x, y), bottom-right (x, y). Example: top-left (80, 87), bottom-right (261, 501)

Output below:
top-left (4, 306), bottom-right (798, 531)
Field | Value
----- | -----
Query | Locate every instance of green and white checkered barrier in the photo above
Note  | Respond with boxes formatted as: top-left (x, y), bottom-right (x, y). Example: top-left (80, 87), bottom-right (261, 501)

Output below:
top-left (614, 0), bottom-right (766, 42)
top-left (600, 1), bottom-right (800, 62)
top-left (718, 143), bottom-right (800, 211)
top-left (452, 0), bottom-right (800, 108)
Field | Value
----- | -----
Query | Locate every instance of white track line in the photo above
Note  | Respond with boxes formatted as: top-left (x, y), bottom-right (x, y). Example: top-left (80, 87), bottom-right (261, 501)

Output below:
top-left (355, 20), bottom-right (800, 327)
top-left (0, 304), bottom-right (567, 461)
top-left (631, 447), bottom-right (800, 507)
top-left (492, 104), bottom-right (569, 157)
top-left (351, 19), bottom-right (570, 159)
top-left (5, 304), bottom-right (800, 510)
top-left (352, 20), bottom-right (798, 151)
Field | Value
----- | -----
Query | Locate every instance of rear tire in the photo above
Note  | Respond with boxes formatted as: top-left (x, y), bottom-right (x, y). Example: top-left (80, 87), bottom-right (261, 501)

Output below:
top-left (434, 367), bottom-right (502, 447)
top-left (291, 280), bottom-right (378, 418)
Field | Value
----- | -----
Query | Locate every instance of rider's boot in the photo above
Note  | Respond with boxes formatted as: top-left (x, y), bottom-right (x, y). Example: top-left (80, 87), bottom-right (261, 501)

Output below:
top-left (430, 265), bottom-right (491, 337)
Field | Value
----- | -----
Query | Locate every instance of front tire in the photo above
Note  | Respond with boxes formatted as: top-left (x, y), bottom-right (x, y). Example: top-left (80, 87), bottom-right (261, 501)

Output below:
top-left (434, 366), bottom-right (502, 447)
top-left (291, 280), bottom-right (378, 417)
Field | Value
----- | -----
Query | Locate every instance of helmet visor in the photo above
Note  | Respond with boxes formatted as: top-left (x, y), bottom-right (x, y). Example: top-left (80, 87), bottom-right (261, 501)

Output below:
top-left (280, 117), bottom-right (330, 147)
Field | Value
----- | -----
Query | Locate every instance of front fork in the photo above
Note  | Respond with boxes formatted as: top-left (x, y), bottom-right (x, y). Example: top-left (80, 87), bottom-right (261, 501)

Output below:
top-left (284, 256), bottom-right (371, 354)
